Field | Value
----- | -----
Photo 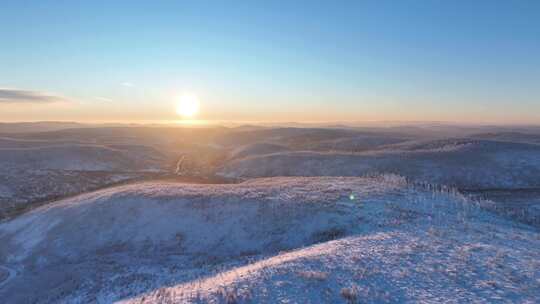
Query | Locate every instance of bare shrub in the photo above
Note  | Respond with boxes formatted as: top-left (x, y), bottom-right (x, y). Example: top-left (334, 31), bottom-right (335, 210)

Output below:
top-left (297, 270), bottom-right (328, 281)
top-left (312, 227), bottom-right (346, 243)
top-left (0, 269), bottom-right (8, 282)
top-left (340, 285), bottom-right (359, 303)
top-left (218, 287), bottom-right (238, 304)
top-left (217, 286), bottom-right (252, 304)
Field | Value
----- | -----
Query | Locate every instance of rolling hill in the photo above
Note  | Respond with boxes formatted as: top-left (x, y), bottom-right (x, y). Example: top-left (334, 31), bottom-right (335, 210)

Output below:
top-left (0, 176), bottom-right (537, 303)
top-left (218, 139), bottom-right (540, 190)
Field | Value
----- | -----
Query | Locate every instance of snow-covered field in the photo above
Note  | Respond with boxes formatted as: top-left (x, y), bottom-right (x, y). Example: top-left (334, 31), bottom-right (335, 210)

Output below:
top-left (1, 176), bottom-right (538, 303)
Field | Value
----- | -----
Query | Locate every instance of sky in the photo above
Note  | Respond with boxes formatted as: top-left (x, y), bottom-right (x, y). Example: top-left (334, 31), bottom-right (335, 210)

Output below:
top-left (1, 0), bottom-right (539, 124)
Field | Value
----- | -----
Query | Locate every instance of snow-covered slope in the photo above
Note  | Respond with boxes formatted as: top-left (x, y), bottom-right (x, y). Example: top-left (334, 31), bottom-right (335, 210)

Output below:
top-left (0, 137), bottom-right (84, 148)
top-left (0, 122), bottom-right (85, 134)
top-left (0, 142), bottom-right (167, 219)
top-left (303, 135), bottom-right (408, 152)
top-left (218, 140), bottom-right (540, 189)
top-left (130, 229), bottom-right (539, 304)
top-left (0, 144), bottom-right (164, 171)
top-left (0, 177), bottom-right (538, 303)
top-left (0, 178), bottom-right (375, 267)
top-left (468, 132), bottom-right (540, 145)
top-left (229, 142), bottom-right (291, 159)
top-left (215, 127), bottom-right (366, 148)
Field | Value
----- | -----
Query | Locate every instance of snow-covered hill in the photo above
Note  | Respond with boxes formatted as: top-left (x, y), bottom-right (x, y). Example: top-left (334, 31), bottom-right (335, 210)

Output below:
top-left (0, 144), bottom-right (164, 172)
top-left (229, 142), bottom-right (291, 160)
top-left (0, 177), bottom-right (538, 303)
top-left (218, 139), bottom-right (540, 189)
top-left (0, 142), bottom-right (168, 219)
top-left (468, 132), bottom-right (540, 145)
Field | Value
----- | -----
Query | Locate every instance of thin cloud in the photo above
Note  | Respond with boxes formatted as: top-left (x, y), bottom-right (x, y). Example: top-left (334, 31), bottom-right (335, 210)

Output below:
top-left (121, 82), bottom-right (134, 87)
top-left (95, 97), bottom-right (113, 102)
top-left (0, 88), bottom-right (68, 104)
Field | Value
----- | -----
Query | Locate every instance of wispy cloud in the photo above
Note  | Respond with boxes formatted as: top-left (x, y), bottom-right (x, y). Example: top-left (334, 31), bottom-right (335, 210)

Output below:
top-left (0, 88), bottom-right (68, 104)
top-left (121, 82), bottom-right (134, 87)
top-left (95, 97), bottom-right (113, 102)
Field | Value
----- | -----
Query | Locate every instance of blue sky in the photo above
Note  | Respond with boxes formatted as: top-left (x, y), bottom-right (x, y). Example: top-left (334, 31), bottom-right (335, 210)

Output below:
top-left (1, 0), bottom-right (539, 123)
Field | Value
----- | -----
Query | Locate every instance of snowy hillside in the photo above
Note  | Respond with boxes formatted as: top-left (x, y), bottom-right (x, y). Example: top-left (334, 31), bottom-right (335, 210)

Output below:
top-left (468, 132), bottom-right (540, 145)
top-left (0, 122), bottom-right (85, 134)
top-left (215, 128), bottom-right (371, 148)
top-left (0, 141), bottom-right (168, 219)
top-left (218, 139), bottom-right (540, 189)
top-left (0, 176), bottom-right (538, 303)
top-left (0, 137), bottom-right (85, 148)
top-left (0, 144), bottom-right (164, 171)
top-left (229, 142), bottom-right (291, 160)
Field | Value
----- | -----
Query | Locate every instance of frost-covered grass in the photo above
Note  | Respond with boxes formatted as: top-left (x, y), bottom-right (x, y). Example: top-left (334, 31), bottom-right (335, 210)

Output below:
top-left (1, 176), bottom-right (538, 303)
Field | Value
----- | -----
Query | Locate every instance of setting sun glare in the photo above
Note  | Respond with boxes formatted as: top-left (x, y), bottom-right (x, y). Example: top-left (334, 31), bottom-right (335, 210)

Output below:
top-left (176, 94), bottom-right (200, 118)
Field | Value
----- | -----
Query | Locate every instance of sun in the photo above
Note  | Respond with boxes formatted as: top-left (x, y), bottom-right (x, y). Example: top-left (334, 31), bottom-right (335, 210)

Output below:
top-left (176, 94), bottom-right (200, 118)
